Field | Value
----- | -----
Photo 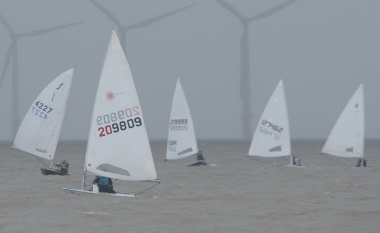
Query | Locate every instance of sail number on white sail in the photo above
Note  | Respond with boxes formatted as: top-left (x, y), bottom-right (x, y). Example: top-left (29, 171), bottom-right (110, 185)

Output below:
top-left (258, 119), bottom-right (284, 141)
top-left (96, 105), bottom-right (142, 137)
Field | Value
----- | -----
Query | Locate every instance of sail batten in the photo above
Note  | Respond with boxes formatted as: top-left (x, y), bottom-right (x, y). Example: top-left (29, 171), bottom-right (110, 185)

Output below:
top-left (13, 68), bottom-right (74, 161)
top-left (166, 79), bottom-right (198, 160)
top-left (84, 29), bottom-right (157, 181)
top-left (249, 80), bottom-right (291, 157)
top-left (321, 85), bottom-right (364, 158)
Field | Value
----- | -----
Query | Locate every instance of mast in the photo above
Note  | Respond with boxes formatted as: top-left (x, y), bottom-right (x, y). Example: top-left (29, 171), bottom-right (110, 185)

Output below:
top-left (82, 172), bottom-right (86, 190)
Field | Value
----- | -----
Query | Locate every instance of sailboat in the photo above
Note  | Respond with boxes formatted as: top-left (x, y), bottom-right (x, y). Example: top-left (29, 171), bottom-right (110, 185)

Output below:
top-left (165, 79), bottom-right (206, 166)
top-left (63, 29), bottom-right (160, 197)
top-left (12, 68), bottom-right (74, 175)
top-left (248, 80), bottom-right (298, 166)
top-left (320, 84), bottom-right (365, 167)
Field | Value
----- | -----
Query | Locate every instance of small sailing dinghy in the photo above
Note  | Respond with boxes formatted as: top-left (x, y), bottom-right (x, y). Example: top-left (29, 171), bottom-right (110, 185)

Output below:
top-left (320, 85), bottom-right (365, 167)
top-left (165, 79), bottom-right (206, 166)
top-left (63, 29), bottom-right (160, 197)
top-left (12, 68), bottom-right (74, 175)
top-left (248, 80), bottom-right (300, 167)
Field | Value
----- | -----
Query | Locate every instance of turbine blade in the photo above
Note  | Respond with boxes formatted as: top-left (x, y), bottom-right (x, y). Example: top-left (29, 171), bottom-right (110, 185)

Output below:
top-left (126, 4), bottom-right (195, 30)
top-left (0, 42), bottom-right (14, 91)
top-left (89, 0), bottom-right (122, 26)
top-left (18, 22), bottom-right (84, 37)
top-left (248, 0), bottom-right (298, 22)
top-left (214, 0), bottom-right (244, 20)
top-left (0, 12), bottom-right (14, 34)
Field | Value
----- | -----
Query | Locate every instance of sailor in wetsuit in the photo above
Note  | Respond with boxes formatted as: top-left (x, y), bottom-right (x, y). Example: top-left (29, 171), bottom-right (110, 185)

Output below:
top-left (356, 158), bottom-right (367, 167)
top-left (292, 156), bottom-right (301, 166)
top-left (196, 151), bottom-right (205, 161)
top-left (93, 176), bottom-right (116, 194)
top-left (55, 158), bottom-right (69, 174)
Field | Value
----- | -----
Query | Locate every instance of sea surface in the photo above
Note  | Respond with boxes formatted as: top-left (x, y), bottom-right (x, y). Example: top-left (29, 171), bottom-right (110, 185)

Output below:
top-left (0, 140), bottom-right (379, 233)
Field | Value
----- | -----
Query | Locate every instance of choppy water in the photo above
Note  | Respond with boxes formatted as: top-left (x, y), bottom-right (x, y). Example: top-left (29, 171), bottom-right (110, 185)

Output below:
top-left (0, 140), bottom-right (379, 233)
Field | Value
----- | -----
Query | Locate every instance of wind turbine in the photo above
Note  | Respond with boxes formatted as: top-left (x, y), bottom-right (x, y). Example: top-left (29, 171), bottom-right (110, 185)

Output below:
top-left (89, 0), bottom-right (194, 53)
top-left (0, 13), bottom-right (83, 138)
top-left (215, 0), bottom-right (297, 139)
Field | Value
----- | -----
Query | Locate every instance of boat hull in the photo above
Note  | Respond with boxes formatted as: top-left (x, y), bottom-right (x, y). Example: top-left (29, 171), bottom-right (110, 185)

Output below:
top-left (41, 168), bottom-right (70, 176)
top-left (285, 164), bottom-right (305, 168)
top-left (187, 161), bottom-right (208, 167)
top-left (62, 188), bottom-right (138, 198)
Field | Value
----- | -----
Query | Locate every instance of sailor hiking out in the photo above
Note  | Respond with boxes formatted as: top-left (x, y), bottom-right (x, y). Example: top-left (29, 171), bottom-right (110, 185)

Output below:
top-left (93, 176), bottom-right (116, 194)
top-left (55, 158), bottom-right (69, 174)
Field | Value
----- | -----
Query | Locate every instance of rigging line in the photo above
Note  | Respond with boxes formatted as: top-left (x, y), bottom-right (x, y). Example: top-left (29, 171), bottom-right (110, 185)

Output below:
top-left (35, 156), bottom-right (49, 169)
top-left (320, 153), bottom-right (350, 168)
top-left (247, 156), bottom-right (282, 167)
top-left (272, 157), bottom-right (286, 166)
top-left (345, 158), bottom-right (355, 167)
top-left (281, 156), bottom-right (289, 164)
top-left (135, 182), bottom-right (161, 196)
top-left (164, 160), bottom-right (184, 166)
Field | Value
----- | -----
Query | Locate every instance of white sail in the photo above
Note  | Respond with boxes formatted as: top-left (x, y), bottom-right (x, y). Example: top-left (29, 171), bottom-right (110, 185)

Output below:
top-left (249, 80), bottom-right (291, 157)
top-left (13, 68), bottom-right (74, 161)
top-left (166, 79), bottom-right (198, 160)
top-left (321, 85), bottom-right (364, 158)
top-left (84, 29), bottom-right (157, 181)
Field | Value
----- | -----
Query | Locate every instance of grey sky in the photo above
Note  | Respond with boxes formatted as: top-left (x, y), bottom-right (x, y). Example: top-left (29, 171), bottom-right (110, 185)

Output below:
top-left (0, 0), bottom-right (379, 141)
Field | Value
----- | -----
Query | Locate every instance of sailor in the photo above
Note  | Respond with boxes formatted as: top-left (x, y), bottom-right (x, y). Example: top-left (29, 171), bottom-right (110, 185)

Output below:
top-left (196, 151), bottom-right (205, 161)
top-left (292, 156), bottom-right (302, 166)
top-left (55, 158), bottom-right (69, 174)
top-left (93, 176), bottom-right (116, 194)
top-left (356, 158), bottom-right (367, 167)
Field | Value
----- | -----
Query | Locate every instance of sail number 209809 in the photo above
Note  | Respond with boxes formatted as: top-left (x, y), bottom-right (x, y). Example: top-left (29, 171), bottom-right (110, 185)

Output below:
top-left (97, 106), bottom-right (142, 137)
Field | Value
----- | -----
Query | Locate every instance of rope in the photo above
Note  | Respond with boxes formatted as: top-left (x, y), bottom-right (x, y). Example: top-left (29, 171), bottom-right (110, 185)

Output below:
top-left (320, 153), bottom-right (350, 167)
top-left (282, 156), bottom-right (289, 164)
top-left (247, 156), bottom-right (283, 167)
top-left (164, 160), bottom-right (185, 166)
top-left (345, 158), bottom-right (355, 167)
top-left (135, 181), bottom-right (161, 196)
top-left (35, 156), bottom-right (49, 169)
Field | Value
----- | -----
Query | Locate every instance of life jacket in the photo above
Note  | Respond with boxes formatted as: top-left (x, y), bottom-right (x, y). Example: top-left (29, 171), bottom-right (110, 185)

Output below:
top-left (98, 177), bottom-right (109, 186)
top-left (293, 157), bottom-right (300, 166)
top-left (61, 162), bottom-right (68, 172)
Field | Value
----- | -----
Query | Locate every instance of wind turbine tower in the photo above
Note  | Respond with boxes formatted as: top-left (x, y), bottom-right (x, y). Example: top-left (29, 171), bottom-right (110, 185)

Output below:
top-left (215, 0), bottom-right (297, 139)
top-left (0, 13), bottom-right (83, 139)
top-left (90, 0), bottom-right (194, 53)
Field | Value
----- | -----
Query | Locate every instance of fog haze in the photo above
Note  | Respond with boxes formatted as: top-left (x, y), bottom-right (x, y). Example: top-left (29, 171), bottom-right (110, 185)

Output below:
top-left (0, 0), bottom-right (379, 141)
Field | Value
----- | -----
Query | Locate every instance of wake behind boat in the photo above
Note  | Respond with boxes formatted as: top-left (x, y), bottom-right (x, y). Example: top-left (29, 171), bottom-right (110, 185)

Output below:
top-left (63, 29), bottom-right (160, 197)
top-left (12, 68), bottom-right (74, 175)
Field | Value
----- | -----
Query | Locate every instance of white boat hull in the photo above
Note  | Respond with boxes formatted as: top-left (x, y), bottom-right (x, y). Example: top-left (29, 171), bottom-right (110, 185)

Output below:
top-left (63, 188), bottom-right (138, 198)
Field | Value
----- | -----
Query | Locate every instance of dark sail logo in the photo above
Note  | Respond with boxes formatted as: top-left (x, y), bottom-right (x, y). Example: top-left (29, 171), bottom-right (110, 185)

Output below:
top-left (56, 83), bottom-right (64, 90)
